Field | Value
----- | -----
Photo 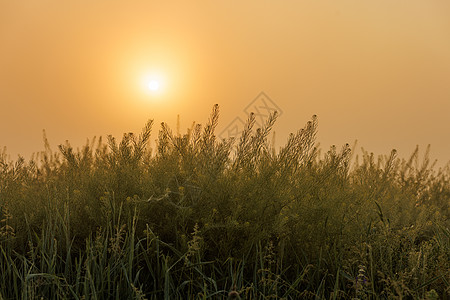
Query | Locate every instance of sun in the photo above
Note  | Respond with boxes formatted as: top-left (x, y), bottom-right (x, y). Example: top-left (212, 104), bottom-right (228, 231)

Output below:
top-left (148, 80), bottom-right (160, 91)
top-left (140, 73), bottom-right (165, 96)
top-left (135, 69), bottom-right (173, 100)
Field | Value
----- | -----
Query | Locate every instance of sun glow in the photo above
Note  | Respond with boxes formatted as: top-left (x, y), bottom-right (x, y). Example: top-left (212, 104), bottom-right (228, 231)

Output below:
top-left (124, 48), bottom-right (192, 106)
top-left (139, 72), bottom-right (166, 97)
top-left (148, 80), bottom-right (160, 91)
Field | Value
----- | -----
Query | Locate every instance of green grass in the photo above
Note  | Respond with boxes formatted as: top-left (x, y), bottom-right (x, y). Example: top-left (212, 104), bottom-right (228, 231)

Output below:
top-left (0, 104), bottom-right (449, 299)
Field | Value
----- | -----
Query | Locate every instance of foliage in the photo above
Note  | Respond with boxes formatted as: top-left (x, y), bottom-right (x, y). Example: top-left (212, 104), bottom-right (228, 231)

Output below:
top-left (0, 105), bottom-right (449, 299)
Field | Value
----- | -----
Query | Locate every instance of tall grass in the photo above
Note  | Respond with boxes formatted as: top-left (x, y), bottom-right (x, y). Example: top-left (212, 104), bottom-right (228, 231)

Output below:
top-left (0, 105), bottom-right (448, 299)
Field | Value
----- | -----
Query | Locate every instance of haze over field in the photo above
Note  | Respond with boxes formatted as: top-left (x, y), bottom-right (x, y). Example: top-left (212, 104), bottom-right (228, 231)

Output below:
top-left (1, 1), bottom-right (450, 165)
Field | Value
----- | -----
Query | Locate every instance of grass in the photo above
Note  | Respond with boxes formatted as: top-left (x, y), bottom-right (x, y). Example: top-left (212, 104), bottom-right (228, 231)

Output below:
top-left (0, 104), bottom-right (449, 299)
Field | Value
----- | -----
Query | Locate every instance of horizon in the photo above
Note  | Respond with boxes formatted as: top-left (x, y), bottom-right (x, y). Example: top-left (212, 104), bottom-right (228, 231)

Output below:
top-left (1, 1), bottom-right (450, 166)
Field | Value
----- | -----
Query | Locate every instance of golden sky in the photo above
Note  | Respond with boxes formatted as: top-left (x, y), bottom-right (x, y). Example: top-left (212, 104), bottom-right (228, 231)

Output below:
top-left (1, 0), bottom-right (450, 165)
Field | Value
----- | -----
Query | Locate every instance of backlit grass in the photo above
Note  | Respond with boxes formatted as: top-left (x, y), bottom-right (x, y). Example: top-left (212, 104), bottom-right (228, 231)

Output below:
top-left (0, 105), bottom-right (448, 299)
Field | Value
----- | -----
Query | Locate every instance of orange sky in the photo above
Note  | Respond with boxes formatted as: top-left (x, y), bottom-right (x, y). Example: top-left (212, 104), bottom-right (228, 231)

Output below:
top-left (1, 0), bottom-right (450, 166)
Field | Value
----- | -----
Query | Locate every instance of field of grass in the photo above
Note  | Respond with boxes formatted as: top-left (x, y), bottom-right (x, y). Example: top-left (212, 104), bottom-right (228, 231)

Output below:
top-left (0, 105), bottom-right (449, 299)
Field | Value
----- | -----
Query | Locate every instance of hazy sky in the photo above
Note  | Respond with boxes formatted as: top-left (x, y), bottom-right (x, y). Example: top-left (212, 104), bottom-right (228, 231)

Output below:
top-left (1, 1), bottom-right (450, 166)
